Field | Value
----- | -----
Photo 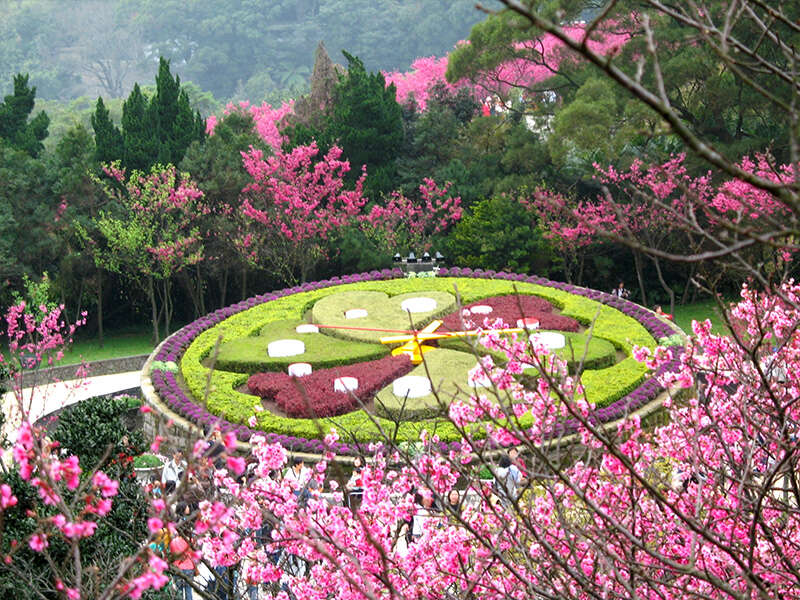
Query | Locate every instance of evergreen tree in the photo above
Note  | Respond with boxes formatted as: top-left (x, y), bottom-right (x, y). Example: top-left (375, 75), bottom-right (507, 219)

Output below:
top-left (90, 96), bottom-right (123, 164)
top-left (327, 51), bottom-right (404, 196)
top-left (0, 74), bottom-right (49, 158)
top-left (121, 83), bottom-right (158, 172)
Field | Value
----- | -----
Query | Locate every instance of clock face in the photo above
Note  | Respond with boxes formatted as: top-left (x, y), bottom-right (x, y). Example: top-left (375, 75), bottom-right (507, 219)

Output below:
top-left (215, 287), bottom-right (615, 421)
top-left (158, 273), bottom-right (668, 453)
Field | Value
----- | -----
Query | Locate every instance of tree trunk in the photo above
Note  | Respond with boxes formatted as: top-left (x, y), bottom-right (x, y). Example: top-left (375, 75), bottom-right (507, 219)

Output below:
top-left (147, 276), bottom-right (160, 344)
top-left (651, 255), bottom-right (675, 315)
top-left (241, 265), bottom-right (247, 301)
top-left (97, 270), bottom-right (104, 347)
top-left (632, 250), bottom-right (647, 306)
top-left (219, 267), bottom-right (228, 309)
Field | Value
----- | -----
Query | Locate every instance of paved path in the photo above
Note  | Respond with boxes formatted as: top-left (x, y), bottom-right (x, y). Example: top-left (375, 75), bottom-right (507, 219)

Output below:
top-left (1, 371), bottom-right (142, 447)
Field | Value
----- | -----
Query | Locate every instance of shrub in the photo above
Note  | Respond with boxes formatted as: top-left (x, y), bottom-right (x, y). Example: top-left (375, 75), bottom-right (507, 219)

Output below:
top-left (247, 354), bottom-right (414, 418)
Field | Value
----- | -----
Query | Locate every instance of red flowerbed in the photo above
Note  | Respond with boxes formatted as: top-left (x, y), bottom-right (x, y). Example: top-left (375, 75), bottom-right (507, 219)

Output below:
top-left (440, 295), bottom-right (580, 332)
top-left (247, 354), bottom-right (413, 418)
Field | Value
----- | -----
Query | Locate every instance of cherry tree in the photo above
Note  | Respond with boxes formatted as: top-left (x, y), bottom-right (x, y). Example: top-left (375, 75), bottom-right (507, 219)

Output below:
top-left (81, 163), bottom-right (206, 343)
top-left (240, 142), bottom-right (367, 285)
top-left (359, 178), bottom-right (463, 256)
top-left (207, 100), bottom-right (294, 153)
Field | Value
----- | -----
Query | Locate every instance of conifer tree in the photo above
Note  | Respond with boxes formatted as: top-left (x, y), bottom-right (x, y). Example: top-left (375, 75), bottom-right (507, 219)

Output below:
top-left (121, 83), bottom-right (158, 172)
top-left (90, 97), bottom-right (123, 165)
top-left (0, 74), bottom-right (49, 158)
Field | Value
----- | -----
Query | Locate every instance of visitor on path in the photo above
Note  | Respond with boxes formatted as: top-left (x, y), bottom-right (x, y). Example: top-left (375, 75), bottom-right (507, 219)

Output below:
top-left (162, 449), bottom-right (186, 486)
top-left (611, 282), bottom-right (630, 299)
top-left (508, 447), bottom-right (528, 486)
top-left (346, 455), bottom-right (365, 509)
top-left (494, 455), bottom-right (522, 506)
top-left (445, 489), bottom-right (462, 519)
top-left (284, 456), bottom-right (314, 507)
top-left (654, 305), bottom-right (673, 320)
top-left (482, 96), bottom-right (492, 117)
top-left (170, 502), bottom-right (197, 600)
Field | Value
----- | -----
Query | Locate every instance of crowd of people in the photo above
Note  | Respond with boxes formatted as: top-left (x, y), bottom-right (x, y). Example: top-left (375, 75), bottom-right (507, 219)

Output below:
top-left (141, 441), bottom-right (530, 599)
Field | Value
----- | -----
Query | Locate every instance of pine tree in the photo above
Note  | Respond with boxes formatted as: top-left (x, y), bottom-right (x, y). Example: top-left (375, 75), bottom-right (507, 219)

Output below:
top-left (90, 97), bottom-right (124, 164)
top-left (0, 74), bottom-right (49, 158)
top-left (328, 52), bottom-right (403, 195)
top-left (121, 83), bottom-right (158, 172)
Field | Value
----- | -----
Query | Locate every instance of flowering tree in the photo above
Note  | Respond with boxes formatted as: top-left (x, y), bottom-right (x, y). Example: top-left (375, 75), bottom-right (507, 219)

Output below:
top-left (240, 142), bottom-right (368, 285)
top-left (359, 178), bottom-right (463, 256)
top-left (207, 100), bottom-right (294, 153)
top-left (532, 153), bottom-right (797, 309)
top-left (80, 163), bottom-right (206, 343)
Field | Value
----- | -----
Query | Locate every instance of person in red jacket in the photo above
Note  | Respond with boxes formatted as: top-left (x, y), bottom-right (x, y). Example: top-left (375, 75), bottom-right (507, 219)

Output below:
top-left (170, 502), bottom-right (197, 600)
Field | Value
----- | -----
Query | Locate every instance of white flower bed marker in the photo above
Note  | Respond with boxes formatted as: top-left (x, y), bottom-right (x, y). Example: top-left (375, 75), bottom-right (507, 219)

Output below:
top-left (267, 339), bottom-right (305, 357)
top-left (516, 317), bottom-right (540, 329)
top-left (400, 297), bottom-right (437, 313)
top-left (345, 308), bottom-right (368, 319)
top-left (530, 332), bottom-right (566, 349)
top-left (295, 324), bottom-right (319, 334)
top-left (392, 376), bottom-right (432, 398)
top-left (288, 363), bottom-right (312, 377)
top-left (470, 305), bottom-right (493, 315)
top-left (334, 377), bottom-right (359, 392)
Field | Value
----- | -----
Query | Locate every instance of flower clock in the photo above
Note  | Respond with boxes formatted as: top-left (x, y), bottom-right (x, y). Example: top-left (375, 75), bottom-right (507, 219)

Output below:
top-left (146, 268), bottom-right (683, 455)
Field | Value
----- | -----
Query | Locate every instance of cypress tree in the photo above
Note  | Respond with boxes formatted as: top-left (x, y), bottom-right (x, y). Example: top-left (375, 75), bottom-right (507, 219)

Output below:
top-left (0, 74), bottom-right (49, 158)
top-left (90, 97), bottom-right (124, 164)
top-left (121, 83), bottom-right (158, 172)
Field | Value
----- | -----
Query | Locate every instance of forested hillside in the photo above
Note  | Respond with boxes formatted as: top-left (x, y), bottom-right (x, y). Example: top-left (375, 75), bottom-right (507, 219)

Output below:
top-left (1, 0), bottom-right (490, 103)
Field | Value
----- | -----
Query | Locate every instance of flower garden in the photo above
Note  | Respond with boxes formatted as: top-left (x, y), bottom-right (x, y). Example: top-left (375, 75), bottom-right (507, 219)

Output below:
top-left (146, 268), bottom-right (683, 455)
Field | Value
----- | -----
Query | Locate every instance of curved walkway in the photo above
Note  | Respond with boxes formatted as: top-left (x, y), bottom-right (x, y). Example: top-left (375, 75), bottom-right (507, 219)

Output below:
top-left (1, 371), bottom-right (142, 448)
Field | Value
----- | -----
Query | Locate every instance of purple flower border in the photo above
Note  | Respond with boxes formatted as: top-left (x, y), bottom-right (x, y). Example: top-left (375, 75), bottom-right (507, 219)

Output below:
top-left (148, 268), bottom-right (683, 455)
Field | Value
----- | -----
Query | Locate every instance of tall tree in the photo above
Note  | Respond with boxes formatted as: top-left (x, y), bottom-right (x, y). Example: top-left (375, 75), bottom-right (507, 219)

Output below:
top-left (90, 96), bottom-right (124, 165)
top-left (81, 163), bottom-right (205, 343)
top-left (327, 51), bottom-right (404, 196)
top-left (181, 109), bottom-right (270, 307)
top-left (0, 74), bottom-right (49, 158)
top-left (120, 83), bottom-right (157, 172)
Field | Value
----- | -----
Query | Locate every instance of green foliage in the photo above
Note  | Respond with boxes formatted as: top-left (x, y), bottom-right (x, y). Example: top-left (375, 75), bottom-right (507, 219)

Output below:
top-left (214, 318), bottom-right (389, 374)
top-left (310, 290), bottom-right (457, 343)
top-left (91, 96), bottom-right (124, 165)
top-left (178, 278), bottom-right (657, 443)
top-left (447, 194), bottom-right (559, 275)
top-left (116, 60), bottom-right (206, 172)
top-left (133, 453), bottom-right (163, 468)
top-left (53, 395), bottom-right (145, 466)
top-left (0, 74), bottom-right (49, 157)
top-left (121, 83), bottom-right (158, 172)
top-left (0, 142), bottom-right (58, 298)
top-left (326, 51), bottom-right (404, 195)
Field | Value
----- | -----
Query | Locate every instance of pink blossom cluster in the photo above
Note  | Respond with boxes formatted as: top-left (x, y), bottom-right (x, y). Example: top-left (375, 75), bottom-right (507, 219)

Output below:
top-left (384, 25), bottom-right (630, 110)
top-left (207, 100), bottom-right (295, 152)
top-left (360, 178), bottom-right (462, 252)
top-left (241, 142), bottom-right (367, 243)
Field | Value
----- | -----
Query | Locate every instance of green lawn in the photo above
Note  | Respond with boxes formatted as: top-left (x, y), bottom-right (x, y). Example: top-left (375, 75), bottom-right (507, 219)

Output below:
top-left (671, 297), bottom-right (731, 336)
top-left (58, 326), bottom-right (155, 365)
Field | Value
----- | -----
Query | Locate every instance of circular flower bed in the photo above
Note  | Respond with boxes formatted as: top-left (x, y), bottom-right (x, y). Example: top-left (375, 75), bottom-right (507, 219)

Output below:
top-left (146, 269), bottom-right (683, 455)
